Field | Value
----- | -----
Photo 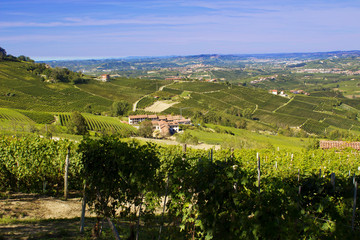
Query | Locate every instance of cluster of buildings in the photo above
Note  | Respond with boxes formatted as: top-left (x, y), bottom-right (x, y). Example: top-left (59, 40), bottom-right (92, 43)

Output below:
top-left (250, 75), bottom-right (278, 84)
top-left (289, 89), bottom-right (310, 95)
top-left (269, 89), bottom-right (310, 97)
top-left (269, 89), bottom-right (288, 97)
top-left (128, 114), bottom-right (191, 136)
top-left (295, 68), bottom-right (360, 75)
top-left (320, 141), bottom-right (360, 150)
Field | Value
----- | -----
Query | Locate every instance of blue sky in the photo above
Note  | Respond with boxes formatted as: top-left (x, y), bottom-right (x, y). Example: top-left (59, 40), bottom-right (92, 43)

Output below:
top-left (0, 0), bottom-right (359, 60)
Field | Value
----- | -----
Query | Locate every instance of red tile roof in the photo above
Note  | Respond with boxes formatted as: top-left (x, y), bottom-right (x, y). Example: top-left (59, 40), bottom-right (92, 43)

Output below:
top-left (320, 140), bottom-right (360, 150)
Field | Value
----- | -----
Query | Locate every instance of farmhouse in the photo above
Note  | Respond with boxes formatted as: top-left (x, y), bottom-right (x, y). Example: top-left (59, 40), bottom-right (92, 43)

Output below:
top-left (99, 74), bottom-right (110, 82)
top-left (320, 140), bottom-right (360, 150)
top-left (270, 89), bottom-right (278, 95)
top-left (128, 114), bottom-right (191, 135)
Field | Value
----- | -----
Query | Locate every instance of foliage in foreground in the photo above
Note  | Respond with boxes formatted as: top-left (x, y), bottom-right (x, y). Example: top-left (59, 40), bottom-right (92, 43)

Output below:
top-left (0, 135), bottom-right (360, 239)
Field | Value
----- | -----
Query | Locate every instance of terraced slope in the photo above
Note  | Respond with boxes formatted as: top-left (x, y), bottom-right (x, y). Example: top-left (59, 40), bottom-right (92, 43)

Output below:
top-left (163, 81), bottom-right (360, 135)
top-left (0, 61), bottom-right (168, 112)
top-left (0, 61), bottom-right (112, 112)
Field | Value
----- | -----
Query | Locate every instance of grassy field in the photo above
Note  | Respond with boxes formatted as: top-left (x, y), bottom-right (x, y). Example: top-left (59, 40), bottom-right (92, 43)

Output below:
top-left (187, 124), bottom-right (310, 151)
top-left (77, 78), bottom-right (169, 104)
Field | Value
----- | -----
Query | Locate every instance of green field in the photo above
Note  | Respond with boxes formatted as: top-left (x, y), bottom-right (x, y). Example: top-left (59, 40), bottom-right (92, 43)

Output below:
top-left (0, 108), bottom-right (33, 122)
top-left (57, 112), bottom-right (136, 134)
top-left (187, 124), bottom-right (309, 151)
top-left (0, 61), bottom-right (112, 112)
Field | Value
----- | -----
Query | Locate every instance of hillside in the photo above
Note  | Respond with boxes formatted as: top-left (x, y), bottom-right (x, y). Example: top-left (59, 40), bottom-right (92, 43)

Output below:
top-left (0, 61), bottom-right (166, 112)
top-left (1, 57), bottom-right (360, 143)
top-left (158, 81), bottom-right (360, 136)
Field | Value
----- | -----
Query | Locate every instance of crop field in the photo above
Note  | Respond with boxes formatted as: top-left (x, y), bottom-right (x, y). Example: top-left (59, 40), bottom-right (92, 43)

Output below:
top-left (343, 98), bottom-right (360, 110)
top-left (57, 113), bottom-right (136, 134)
top-left (204, 124), bottom-right (309, 150)
top-left (281, 98), bottom-right (317, 110)
top-left (0, 62), bottom-right (112, 112)
top-left (137, 96), bottom-right (156, 109)
top-left (77, 78), bottom-right (168, 103)
top-left (226, 87), bottom-right (288, 111)
top-left (162, 87), bottom-right (183, 95)
top-left (205, 91), bottom-right (256, 110)
top-left (0, 108), bottom-right (33, 122)
top-left (276, 105), bottom-right (328, 121)
top-left (323, 115), bottom-right (360, 130)
top-left (168, 81), bottom-right (228, 92)
top-left (18, 110), bottom-right (55, 124)
top-left (301, 119), bottom-right (329, 135)
top-left (253, 110), bottom-right (306, 127)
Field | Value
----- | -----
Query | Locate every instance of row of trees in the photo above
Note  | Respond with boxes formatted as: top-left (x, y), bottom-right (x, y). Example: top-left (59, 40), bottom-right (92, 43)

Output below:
top-left (26, 63), bottom-right (87, 84)
top-left (0, 47), bottom-right (34, 62)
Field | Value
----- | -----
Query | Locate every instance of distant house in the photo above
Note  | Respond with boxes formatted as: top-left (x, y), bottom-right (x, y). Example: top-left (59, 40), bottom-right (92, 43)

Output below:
top-left (165, 77), bottom-right (183, 81)
top-left (270, 90), bottom-right (278, 95)
top-left (320, 140), bottom-right (360, 150)
top-left (100, 74), bottom-right (110, 82)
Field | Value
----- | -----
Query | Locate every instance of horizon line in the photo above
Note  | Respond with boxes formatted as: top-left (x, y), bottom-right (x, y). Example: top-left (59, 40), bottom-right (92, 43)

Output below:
top-left (33, 49), bottom-right (360, 62)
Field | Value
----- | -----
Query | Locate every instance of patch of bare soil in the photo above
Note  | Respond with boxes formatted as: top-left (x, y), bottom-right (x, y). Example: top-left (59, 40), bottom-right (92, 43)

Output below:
top-left (0, 193), bottom-right (96, 239)
top-left (0, 193), bottom-right (92, 220)
top-left (144, 100), bottom-right (179, 112)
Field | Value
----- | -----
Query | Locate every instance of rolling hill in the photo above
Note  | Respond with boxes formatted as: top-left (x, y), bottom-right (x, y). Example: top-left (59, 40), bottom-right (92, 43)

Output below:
top-left (1, 57), bottom-right (360, 140)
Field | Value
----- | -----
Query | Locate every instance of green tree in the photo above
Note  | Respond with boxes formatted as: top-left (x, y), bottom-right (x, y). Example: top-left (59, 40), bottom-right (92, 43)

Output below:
top-left (111, 100), bottom-right (130, 116)
top-left (235, 119), bottom-right (247, 129)
top-left (67, 111), bottom-right (88, 135)
top-left (0, 47), bottom-right (6, 60)
top-left (138, 120), bottom-right (153, 137)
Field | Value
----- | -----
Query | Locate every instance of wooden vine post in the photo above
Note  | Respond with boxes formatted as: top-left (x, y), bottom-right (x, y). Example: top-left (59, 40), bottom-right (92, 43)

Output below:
top-left (298, 169), bottom-right (301, 195)
top-left (257, 152), bottom-right (260, 194)
top-left (330, 173), bottom-right (336, 193)
top-left (80, 181), bottom-right (86, 233)
top-left (182, 143), bottom-right (187, 161)
top-left (158, 175), bottom-right (170, 240)
top-left (352, 181), bottom-right (358, 231)
top-left (107, 218), bottom-right (121, 240)
top-left (64, 147), bottom-right (70, 200)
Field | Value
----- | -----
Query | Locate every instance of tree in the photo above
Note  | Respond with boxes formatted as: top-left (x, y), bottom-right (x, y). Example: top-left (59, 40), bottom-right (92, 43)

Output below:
top-left (67, 111), bottom-right (88, 135)
top-left (235, 119), bottom-right (247, 129)
top-left (18, 55), bottom-right (33, 62)
top-left (111, 101), bottom-right (130, 116)
top-left (138, 120), bottom-right (153, 138)
top-left (0, 47), bottom-right (6, 60)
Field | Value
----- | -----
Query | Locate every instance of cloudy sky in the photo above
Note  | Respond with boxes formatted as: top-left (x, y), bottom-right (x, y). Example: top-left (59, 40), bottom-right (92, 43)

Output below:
top-left (1, 0), bottom-right (359, 60)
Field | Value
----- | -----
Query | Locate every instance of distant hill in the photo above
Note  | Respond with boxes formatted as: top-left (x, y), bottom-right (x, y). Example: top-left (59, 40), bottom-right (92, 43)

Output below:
top-left (42, 50), bottom-right (360, 72)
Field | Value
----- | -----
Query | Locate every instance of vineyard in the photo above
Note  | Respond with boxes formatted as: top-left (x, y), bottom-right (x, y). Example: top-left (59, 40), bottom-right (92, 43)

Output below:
top-left (0, 61), bottom-right (113, 112)
top-left (162, 81), bottom-right (360, 137)
top-left (1, 136), bottom-right (360, 239)
top-left (57, 112), bottom-right (136, 134)
top-left (0, 108), bottom-right (33, 122)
